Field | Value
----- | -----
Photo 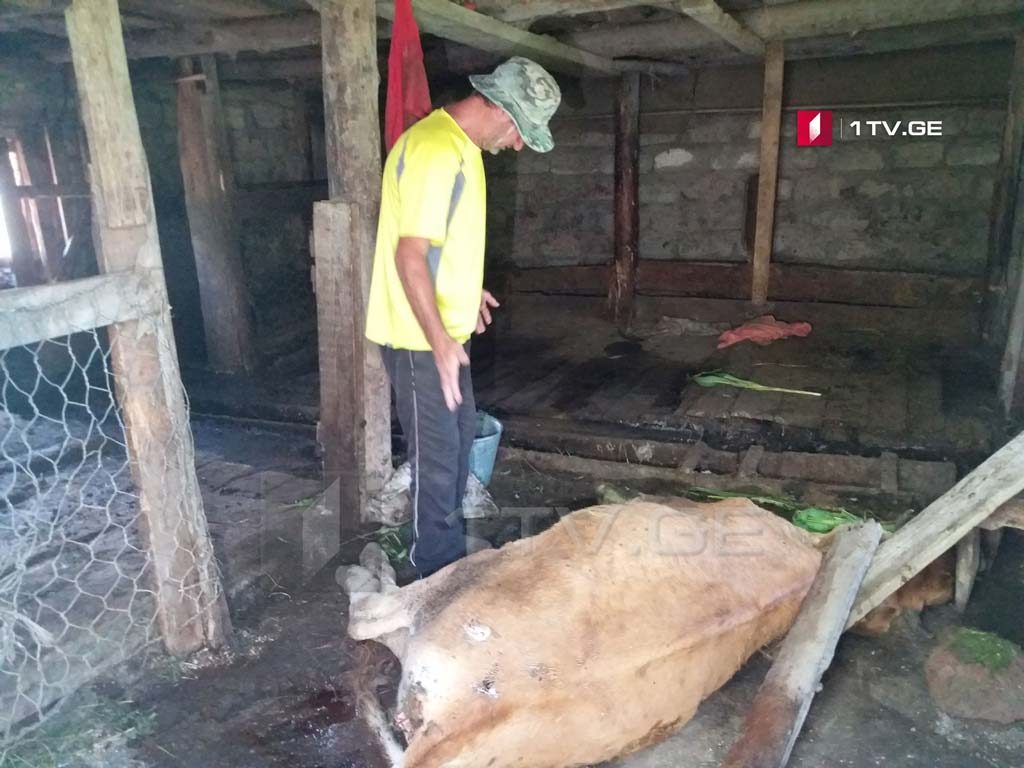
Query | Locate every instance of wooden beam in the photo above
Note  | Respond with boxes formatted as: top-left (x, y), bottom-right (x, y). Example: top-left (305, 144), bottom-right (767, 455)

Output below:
top-left (751, 41), bottom-right (784, 306)
top-left (127, 0), bottom-right (284, 20)
top-left (954, 527), bottom-right (981, 611)
top-left (722, 522), bottom-right (882, 768)
top-left (741, 0), bottom-right (1023, 41)
top-left (998, 35), bottom-right (1024, 421)
top-left (609, 71), bottom-right (640, 332)
top-left (318, 0), bottom-right (392, 528)
top-left (176, 55), bottom-right (256, 374)
top-left (507, 263), bottom-right (986, 311)
top-left (675, 0), bottom-right (765, 56)
top-left (848, 430), bottom-right (1024, 627)
top-left (481, 0), bottom-right (655, 24)
top-left (127, 14), bottom-right (319, 60)
top-left (0, 270), bottom-right (160, 349)
top-left (565, 6), bottom-right (1022, 61)
top-left (65, 0), bottom-right (230, 655)
top-left (376, 0), bottom-right (619, 78)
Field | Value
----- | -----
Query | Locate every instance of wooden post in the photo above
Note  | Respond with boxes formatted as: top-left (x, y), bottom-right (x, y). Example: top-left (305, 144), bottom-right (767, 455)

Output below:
top-left (997, 35), bottom-right (1024, 420)
top-left (317, 0), bottom-right (392, 528)
top-left (176, 54), bottom-right (256, 374)
top-left (609, 71), bottom-right (640, 332)
top-left (723, 522), bottom-right (882, 768)
top-left (954, 527), bottom-right (981, 611)
top-left (0, 138), bottom-right (45, 287)
top-left (65, 0), bottom-right (230, 654)
top-left (751, 41), bottom-right (784, 306)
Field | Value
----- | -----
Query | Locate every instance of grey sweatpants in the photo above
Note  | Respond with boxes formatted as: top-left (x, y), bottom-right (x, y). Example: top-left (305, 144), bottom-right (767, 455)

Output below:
top-left (380, 342), bottom-right (475, 577)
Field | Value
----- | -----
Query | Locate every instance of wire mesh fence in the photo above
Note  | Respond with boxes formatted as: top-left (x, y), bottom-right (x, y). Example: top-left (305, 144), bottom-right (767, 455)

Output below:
top-left (0, 297), bottom-right (225, 749)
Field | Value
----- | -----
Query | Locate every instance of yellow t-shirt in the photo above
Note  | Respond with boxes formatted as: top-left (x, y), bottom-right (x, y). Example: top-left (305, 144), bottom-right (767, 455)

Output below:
top-left (365, 109), bottom-right (486, 351)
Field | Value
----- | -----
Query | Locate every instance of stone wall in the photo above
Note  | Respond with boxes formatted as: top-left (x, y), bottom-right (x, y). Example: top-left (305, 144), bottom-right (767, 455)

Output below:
top-left (489, 43), bottom-right (1012, 280)
top-left (222, 83), bottom-right (319, 353)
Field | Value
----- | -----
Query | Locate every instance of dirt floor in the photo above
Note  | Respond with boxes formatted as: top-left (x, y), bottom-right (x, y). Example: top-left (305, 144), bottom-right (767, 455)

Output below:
top-left (5, 425), bottom-right (1024, 768)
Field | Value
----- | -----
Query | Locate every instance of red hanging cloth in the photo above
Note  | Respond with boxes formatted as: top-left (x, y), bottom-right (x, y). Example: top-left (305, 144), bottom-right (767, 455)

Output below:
top-left (385, 0), bottom-right (432, 152)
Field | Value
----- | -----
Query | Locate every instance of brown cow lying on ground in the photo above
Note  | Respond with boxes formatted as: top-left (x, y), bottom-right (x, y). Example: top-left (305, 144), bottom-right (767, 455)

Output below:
top-left (341, 498), bottom-right (822, 768)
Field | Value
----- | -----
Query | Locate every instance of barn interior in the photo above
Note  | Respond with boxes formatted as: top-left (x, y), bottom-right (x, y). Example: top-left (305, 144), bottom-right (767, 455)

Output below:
top-left (2, 1), bottom-right (1024, 766)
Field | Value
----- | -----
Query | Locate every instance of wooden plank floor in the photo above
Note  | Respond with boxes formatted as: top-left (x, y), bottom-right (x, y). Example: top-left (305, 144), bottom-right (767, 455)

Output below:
top-left (474, 332), bottom-right (995, 458)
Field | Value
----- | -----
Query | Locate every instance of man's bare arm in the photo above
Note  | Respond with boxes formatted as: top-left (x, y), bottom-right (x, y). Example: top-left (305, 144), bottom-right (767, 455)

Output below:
top-left (394, 236), bottom-right (469, 411)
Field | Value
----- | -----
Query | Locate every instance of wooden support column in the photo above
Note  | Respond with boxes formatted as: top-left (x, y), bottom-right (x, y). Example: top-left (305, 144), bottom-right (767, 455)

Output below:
top-left (317, 0), bottom-right (392, 527)
top-left (997, 35), bottom-right (1024, 420)
top-left (65, 0), bottom-right (230, 654)
top-left (609, 71), bottom-right (640, 332)
top-left (176, 55), bottom-right (256, 374)
top-left (751, 41), bottom-right (784, 306)
top-left (0, 139), bottom-right (45, 287)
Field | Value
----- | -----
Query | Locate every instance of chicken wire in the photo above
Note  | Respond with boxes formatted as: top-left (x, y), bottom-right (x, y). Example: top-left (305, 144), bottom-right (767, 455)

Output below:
top-left (0, 321), bottom-right (222, 747)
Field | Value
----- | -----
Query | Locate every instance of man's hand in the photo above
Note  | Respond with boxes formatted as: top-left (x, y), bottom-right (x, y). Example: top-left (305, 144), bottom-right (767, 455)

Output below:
top-left (476, 290), bottom-right (500, 334)
top-left (433, 335), bottom-right (471, 411)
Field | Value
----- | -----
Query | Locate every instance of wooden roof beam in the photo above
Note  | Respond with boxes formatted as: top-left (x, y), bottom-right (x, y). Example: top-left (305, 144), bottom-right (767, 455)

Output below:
top-left (675, 0), bottom-right (764, 56)
top-left (375, 0), bottom-right (619, 77)
top-left (487, 0), bottom-right (661, 24)
top-left (567, 1), bottom-right (1024, 59)
top-left (741, 0), bottom-right (1024, 41)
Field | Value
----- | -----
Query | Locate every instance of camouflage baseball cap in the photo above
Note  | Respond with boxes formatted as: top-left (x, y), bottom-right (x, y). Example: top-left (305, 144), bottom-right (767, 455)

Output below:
top-left (469, 57), bottom-right (561, 153)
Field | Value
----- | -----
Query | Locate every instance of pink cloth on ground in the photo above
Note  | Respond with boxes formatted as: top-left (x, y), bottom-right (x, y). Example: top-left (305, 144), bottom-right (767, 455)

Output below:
top-left (716, 315), bottom-right (812, 349)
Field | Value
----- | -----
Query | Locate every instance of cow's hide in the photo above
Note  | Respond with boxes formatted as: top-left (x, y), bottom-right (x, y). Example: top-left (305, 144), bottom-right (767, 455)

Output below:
top-left (345, 498), bottom-right (822, 768)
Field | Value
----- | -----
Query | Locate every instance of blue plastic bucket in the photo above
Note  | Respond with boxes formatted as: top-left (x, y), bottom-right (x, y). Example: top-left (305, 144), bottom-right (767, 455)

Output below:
top-left (468, 412), bottom-right (503, 486)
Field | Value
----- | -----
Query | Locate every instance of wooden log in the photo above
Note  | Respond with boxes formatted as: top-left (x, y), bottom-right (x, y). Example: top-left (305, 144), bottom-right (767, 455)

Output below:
top-left (954, 527), bottom-right (981, 611)
top-left (318, 0), bottom-right (392, 526)
top-left (65, 0), bottom-right (230, 654)
top-left (176, 55), bottom-right (256, 374)
top-left (675, 0), bottom-right (765, 56)
top-left (848, 430), bottom-right (1024, 627)
top-left (496, 446), bottom-right (943, 510)
top-left (751, 41), bottom-right (783, 305)
top-left (722, 522), bottom-right (882, 768)
top-left (0, 270), bottom-right (162, 349)
top-left (0, 138), bottom-right (45, 287)
top-left (609, 71), bottom-right (640, 332)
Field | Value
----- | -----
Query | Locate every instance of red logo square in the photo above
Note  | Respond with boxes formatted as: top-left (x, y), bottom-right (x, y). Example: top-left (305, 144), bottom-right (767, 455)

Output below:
top-left (797, 110), bottom-right (833, 146)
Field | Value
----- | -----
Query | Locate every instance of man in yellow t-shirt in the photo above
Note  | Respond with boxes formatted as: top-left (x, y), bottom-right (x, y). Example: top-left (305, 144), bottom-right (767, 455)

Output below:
top-left (366, 57), bottom-right (561, 577)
